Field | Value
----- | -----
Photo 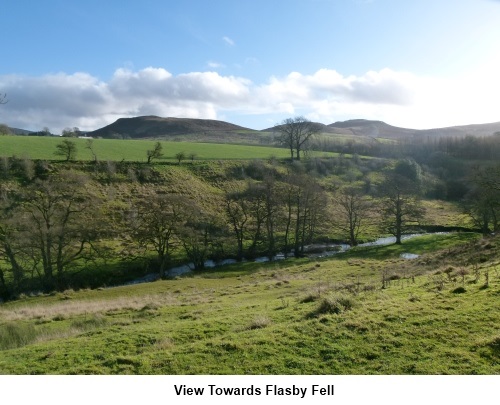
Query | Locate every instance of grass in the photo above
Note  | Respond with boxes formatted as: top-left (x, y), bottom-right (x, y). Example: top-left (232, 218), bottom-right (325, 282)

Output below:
top-left (0, 232), bottom-right (498, 374)
top-left (0, 136), bottom-right (336, 162)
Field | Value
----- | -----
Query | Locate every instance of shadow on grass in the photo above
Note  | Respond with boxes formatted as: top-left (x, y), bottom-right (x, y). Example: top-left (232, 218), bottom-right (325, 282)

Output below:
top-left (337, 233), bottom-right (480, 261)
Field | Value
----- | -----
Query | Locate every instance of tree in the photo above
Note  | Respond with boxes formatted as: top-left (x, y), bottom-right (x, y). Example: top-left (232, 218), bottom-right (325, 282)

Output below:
top-left (462, 166), bottom-right (500, 235)
top-left (225, 190), bottom-right (250, 261)
top-left (379, 173), bottom-right (425, 244)
top-left (129, 193), bottom-right (188, 278)
top-left (276, 116), bottom-right (320, 160)
top-left (0, 185), bottom-right (26, 298)
top-left (18, 172), bottom-right (101, 290)
top-left (147, 141), bottom-right (163, 163)
top-left (175, 151), bottom-right (186, 164)
top-left (86, 139), bottom-right (98, 163)
top-left (55, 139), bottom-right (78, 161)
top-left (283, 173), bottom-right (327, 257)
top-left (261, 174), bottom-right (281, 259)
top-left (188, 152), bottom-right (197, 163)
top-left (0, 123), bottom-right (11, 135)
top-left (0, 93), bottom-right (7, 105)
top-left (334, 187), bottom-right (372, 246)
top-left (178, 207), bottom-right (224, 271)
top-left (61, 127), bottom-right (81, 137)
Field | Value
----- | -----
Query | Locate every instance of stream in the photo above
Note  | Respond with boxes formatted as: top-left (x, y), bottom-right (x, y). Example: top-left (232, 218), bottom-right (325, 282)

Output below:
top-left (126, 233), bottom-right (446, 285)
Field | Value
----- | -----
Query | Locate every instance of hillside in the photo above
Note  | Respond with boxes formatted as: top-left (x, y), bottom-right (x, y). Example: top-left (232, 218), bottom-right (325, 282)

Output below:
top-left (326, 119), bottom-right (500, 140)
top-left (5, 116), bottom-right (500, 143)
top-left (87, 115), bottom-right (266, 144)
top-left (1, 231), bottom-right (498, 375)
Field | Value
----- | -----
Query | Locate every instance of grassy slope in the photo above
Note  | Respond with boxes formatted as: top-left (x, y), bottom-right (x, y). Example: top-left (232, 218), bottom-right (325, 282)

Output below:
top-left (0, 232), bottom-right (498, 375)
top-left (0, 136), bottom-right (336, 161)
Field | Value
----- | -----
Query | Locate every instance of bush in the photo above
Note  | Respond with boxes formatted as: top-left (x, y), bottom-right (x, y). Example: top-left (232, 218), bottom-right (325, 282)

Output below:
top-left (452, 286), bottom-right (467, 294)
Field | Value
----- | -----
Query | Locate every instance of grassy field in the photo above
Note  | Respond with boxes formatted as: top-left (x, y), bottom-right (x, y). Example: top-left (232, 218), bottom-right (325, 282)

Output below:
top-left (1, 232), bottom-right (498, 375)
top-left (0, 136), bottom-right (335, 161)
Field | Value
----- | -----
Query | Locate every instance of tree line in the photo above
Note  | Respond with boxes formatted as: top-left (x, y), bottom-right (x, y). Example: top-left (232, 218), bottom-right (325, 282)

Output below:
top-left (0, 153), bottom-right (439, 300)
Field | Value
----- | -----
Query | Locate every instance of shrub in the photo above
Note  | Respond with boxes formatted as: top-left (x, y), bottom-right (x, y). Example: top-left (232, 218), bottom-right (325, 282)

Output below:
top-left (452, 286), bottom-right (467, 294)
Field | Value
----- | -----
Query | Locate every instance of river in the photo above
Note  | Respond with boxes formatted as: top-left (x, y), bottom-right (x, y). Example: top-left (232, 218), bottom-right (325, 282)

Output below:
top-left (126, 233), bottom-right (445, 285)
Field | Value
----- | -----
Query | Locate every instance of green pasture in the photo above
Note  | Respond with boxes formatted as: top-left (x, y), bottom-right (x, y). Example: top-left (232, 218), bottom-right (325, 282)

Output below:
top-left (1, 232), bottom-right (499, 374)
top-left (0, 136), bottom-right (334, 161)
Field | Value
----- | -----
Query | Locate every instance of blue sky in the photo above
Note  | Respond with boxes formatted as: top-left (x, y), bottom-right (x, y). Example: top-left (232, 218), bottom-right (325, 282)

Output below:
top-left (1, 0), bottom-right (500, 133)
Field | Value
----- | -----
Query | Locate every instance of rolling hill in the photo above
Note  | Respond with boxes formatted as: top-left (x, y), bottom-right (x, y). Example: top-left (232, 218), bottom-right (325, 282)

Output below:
top-left (5, 116), bottom-right (500, 143)
top-left (87, 115), bottom-right (266, 144)
top-left (326, 119), bottom-right (500, 140)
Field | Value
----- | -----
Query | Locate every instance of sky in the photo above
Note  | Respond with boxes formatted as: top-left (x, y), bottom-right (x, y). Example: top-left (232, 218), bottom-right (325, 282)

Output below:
top-left (1, 0), bottom-right (500, 133)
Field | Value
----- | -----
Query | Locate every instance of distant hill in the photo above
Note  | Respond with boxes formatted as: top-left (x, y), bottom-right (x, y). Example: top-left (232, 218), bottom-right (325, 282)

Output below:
top-left (4, 126), bottom-right (33, 135)
top-left (326, 119), bottom-right (500, 140)
top-left (6, 115), bottom-right (500, 142)
top-left (87, 116), bottom-right (265, 144)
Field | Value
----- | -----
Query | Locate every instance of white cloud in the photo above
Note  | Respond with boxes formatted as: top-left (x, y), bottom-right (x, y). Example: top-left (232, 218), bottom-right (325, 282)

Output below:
top-left (222, 36), bottom-right (235, 46)
top-left (0, 66), bottom-right (498, 132)
top-left (207, 61), bottom-right (226, 69)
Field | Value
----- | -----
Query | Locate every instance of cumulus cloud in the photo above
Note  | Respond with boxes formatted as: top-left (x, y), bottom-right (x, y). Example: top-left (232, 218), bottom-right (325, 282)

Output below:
top-left (0, 66), bottom-right (497, 132)
top-left (0, 68), bottom-right (251, 132)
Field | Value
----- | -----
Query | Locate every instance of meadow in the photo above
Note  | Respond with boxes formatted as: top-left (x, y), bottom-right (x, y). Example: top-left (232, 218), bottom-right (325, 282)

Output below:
top-left (0, 232), bottom-right (498, 374)
top-left (0, 133), bottom-right (497, 375)
top-left (0, 135), bottom-right (335, 162)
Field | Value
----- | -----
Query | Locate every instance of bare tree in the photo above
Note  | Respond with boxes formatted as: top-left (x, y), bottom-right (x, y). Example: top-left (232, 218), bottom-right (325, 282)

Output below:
top-left (19, 172), bottom-right (100, 290)
top-left (462, 166), bottom-right (500, 234)
top-left (276, 116), bottom-right (320, 160)
top-left (379, 173), bottom-right (425, 244)
top-left (334, 187), bottom-right (372, 246)
top-left (225, 190), bottom-right (250, 261)
top-left (178, 207), bottom-right (224, 271)
top-left (61, 127), bottom-right (81, 137)
top-left (86, 139), bottom-right (98, 163)
top-left (0, 185), bottom-right (26, 296)
top-left (129, 193), bottom-right (188, 278)
top-left (283, 173), bottom-right (327, 257)
top-left (0, 93), bottom-right (7, 105)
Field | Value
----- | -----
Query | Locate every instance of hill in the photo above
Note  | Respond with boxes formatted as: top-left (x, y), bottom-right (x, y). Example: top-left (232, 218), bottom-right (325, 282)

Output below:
top-left (326, 119), bottom-right (500, 140)
top-left (87, 115), bottom-right (267, 144)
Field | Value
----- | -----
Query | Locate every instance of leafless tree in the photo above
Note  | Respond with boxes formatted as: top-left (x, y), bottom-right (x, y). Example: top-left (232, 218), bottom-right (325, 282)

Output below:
top-left (225, 189), bottom-right (250, 261)
top-left (18, 172), bottom-right (101, 290)
top-left (276, 116), bottom-right (321, 160)
top-left (0, 93), bottom-right (7, 105)
top-left (86, 139), bottom-right (98, 163)
top-left (283, 173), bottom-right (328, 257)
top-left (129, 193), bottom-right (189, 278)
top-left (379, 173), bottom-right (425, 244)
top-left (334, 187), bottom-right (372, 246)
top-left (0, 185), bottom-right (26, 296)
top-left (462, 166), bottom-right (500, 234)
